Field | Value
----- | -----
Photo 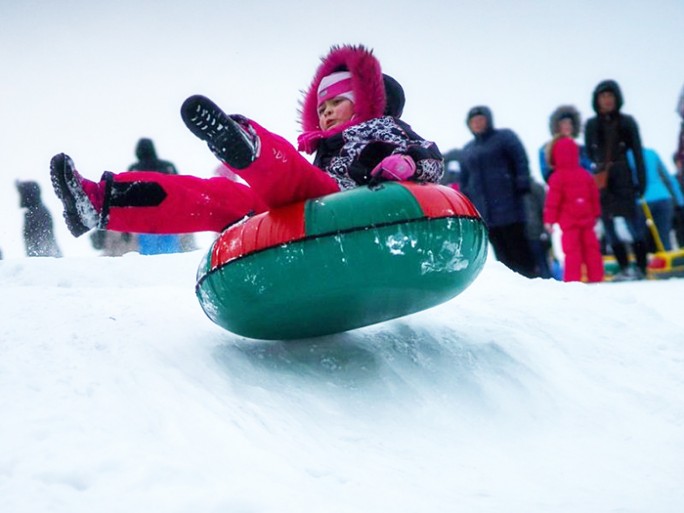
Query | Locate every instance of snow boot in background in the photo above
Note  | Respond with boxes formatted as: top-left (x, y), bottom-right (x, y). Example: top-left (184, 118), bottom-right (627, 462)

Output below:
top-left (612, 266), bottom-right (645, 282)
top-left (181, 95), bottom-right (259, 169)
top-left (50, 153), bottom-right (103, 237)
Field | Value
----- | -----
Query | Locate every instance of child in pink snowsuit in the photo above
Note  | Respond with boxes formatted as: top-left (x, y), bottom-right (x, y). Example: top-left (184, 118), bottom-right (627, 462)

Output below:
top-left (50, 45), bottom-right (443, 238)
top-left (543, 137), bottom-right (604, 283)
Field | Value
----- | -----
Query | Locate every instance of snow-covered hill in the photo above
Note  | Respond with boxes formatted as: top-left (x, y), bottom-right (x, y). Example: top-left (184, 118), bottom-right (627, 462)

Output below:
top-left (1, 252), bottom-right (683, 512)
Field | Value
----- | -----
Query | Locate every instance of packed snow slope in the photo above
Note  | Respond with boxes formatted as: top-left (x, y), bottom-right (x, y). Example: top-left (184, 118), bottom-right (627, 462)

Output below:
top-left (1, 252), bottom-right (683, 513)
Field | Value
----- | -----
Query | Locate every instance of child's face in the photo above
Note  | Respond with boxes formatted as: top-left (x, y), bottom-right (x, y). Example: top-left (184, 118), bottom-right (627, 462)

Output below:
top-left (318, 97), bottom-right (354, 130)
top-left (558, 118), bottom-right (574, 137)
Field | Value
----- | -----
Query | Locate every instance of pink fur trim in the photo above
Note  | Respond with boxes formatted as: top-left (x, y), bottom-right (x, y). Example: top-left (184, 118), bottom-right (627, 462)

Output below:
top-left (298, 45), bottom-right (386, 152)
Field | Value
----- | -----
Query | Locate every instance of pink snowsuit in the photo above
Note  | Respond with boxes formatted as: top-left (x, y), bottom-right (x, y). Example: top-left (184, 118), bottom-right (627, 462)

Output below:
top-left (544, 137), bottom-right (604, 283)
top-left (105, 122), bottom-right (339, 234)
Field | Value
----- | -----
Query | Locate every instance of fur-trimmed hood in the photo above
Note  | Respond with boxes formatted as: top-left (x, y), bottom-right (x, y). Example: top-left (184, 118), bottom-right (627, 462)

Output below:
top-left (549, 105), bottom-right (581, 137)
top-left (298, 45), bottom-right (386, 153)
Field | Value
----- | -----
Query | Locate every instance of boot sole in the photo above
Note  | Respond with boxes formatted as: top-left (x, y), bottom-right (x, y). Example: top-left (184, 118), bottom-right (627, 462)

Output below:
top-left (180, 95), bottom-right (255, 169)
top-left (49, 154), bottom-right (95, 237)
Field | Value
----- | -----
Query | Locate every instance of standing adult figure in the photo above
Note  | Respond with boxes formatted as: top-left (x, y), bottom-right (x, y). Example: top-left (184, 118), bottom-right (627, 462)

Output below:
top-left (585, 80), bottom-right (648, 280)
top-left (459, 106), bottom-right (537, 278)
top-left (673, 84), bottom-right (684, 247)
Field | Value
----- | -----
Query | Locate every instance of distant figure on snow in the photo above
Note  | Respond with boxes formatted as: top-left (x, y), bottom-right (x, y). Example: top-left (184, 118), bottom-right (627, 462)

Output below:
top-left (585, 80), bottom-right (648, 281)
top-left (543, 138), bottom-right (603, 283)
top-left (629, 147), bottom-right (684, 251)
top-left (16, 180), bottom-right (62, 257)
top-left (459, 105), bottom-right (537, 278)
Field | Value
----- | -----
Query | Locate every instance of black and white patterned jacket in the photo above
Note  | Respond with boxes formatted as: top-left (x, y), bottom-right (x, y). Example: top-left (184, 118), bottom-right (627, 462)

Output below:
top-left (313, 115), bottom-right (444, 190)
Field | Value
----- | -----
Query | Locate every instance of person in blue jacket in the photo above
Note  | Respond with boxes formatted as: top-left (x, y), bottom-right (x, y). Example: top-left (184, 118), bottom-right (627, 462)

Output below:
top-left (459, 106), bottom-right (537, 278)
top-left (539, 105), bottom-right (592, 182)
top-left (629, 147), bottom-right (684, 251)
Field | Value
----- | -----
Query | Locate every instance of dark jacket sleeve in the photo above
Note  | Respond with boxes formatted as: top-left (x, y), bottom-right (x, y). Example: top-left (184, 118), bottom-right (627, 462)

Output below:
top-left (622, 115), bottom-right (646, 196)
top-left (501, 129), bottom-right (531, 194)
top-left (584, 118), bottom-right (598, 165)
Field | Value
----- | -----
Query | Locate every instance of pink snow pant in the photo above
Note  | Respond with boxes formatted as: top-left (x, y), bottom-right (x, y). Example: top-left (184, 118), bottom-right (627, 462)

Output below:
top-left (105, 121), bottom-right (340, 234)
top-left (561, 225), bottom-right (604, 283)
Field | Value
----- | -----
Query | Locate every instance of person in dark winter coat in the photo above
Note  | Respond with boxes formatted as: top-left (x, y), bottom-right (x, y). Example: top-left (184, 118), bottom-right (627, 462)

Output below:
top-left (128, 138), bottom-right (179, 175)
top-left (543, 138), bottom-right (603, 283)
top-left (459, 106), bottom-right (537, 278)
top-left (675, 83), bottom-right (684, 176)
top-left (673, 84), bottom-right (684, 247)
top-left (524, 179), bottom-right (553, 278)
top-left (16, 180), bottom-right (62, 257)
top-left (50, 45), bottom-right (443, 239)
top-left (584, 79), bottom-right (648, 280)
top-left (539, 105), bottom-right (592, 182)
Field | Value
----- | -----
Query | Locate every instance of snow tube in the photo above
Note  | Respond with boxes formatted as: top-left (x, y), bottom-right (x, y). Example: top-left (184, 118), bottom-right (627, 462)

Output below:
top-left (196, 182), bottom-right (488, 340)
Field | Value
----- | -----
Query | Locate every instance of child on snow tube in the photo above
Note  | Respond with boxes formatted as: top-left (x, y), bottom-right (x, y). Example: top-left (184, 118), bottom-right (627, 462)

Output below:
top-left (50, 45), bottom-right (444, 239)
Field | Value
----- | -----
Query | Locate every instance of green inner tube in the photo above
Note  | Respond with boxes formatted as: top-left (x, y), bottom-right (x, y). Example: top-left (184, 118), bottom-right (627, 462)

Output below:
top-left (197, 212), bottom-right (488, 340)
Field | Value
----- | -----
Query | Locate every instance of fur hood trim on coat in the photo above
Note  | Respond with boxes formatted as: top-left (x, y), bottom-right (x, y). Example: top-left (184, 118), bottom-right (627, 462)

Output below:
top-left (548, 105), bottom-right (581, 137)
top-left (298, 45), bottom-right (386, 153)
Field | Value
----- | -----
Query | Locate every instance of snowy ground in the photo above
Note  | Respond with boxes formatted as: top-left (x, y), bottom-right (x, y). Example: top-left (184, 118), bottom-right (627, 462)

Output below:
top-left (1, 252), bottom-right (683, 513)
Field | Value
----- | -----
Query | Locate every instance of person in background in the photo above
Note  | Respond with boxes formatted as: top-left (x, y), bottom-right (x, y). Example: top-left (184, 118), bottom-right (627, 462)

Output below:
top-left (673, 84), bottom-right (684, 247)
top-left (585, 79), bottom-right (648, 281)
top-left (439, 148), bottom-right (462, 190)
top-left (89, 229), bottom-right (138, 257)
top-left (525, 179), bottom-right (553, 278)
top-left (127, 138), bottom-right (185, 255)
top-left (544, 137), bottom-right (604, 283)
top-left (539, 105), bottom-right (592, 183)
top-left (459, 105), bottom-right (537, 278)
top-left (629, 147), bottom-right (684, 251)
top-left (16, 180), bottom-right (62, 257)
top-left (674, 83), bottom-right (684, 180)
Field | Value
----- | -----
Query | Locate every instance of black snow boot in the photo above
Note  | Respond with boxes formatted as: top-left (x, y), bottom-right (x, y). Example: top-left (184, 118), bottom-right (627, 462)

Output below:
top-left (180, 95), bottom-right (259, 169)
top-left (49, 153), bottom-right (101, 237)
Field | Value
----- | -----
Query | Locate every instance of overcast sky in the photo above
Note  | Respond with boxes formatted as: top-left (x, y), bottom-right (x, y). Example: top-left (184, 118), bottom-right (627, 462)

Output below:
top-left (2, 0), bottom-right (683, 257)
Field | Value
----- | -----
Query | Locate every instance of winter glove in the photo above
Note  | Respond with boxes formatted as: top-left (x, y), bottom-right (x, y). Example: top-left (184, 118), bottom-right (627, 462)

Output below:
top-left (370, 154), bottom-right (416, 182)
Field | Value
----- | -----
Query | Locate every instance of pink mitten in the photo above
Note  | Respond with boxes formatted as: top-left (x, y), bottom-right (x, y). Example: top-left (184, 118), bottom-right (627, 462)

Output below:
top-left (370, 154), bottom-right (416, 181)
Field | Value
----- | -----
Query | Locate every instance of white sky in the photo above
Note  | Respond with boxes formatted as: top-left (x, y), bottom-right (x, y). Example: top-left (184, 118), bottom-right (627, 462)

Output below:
top-left (2, 0), bottom-right (683, 258)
